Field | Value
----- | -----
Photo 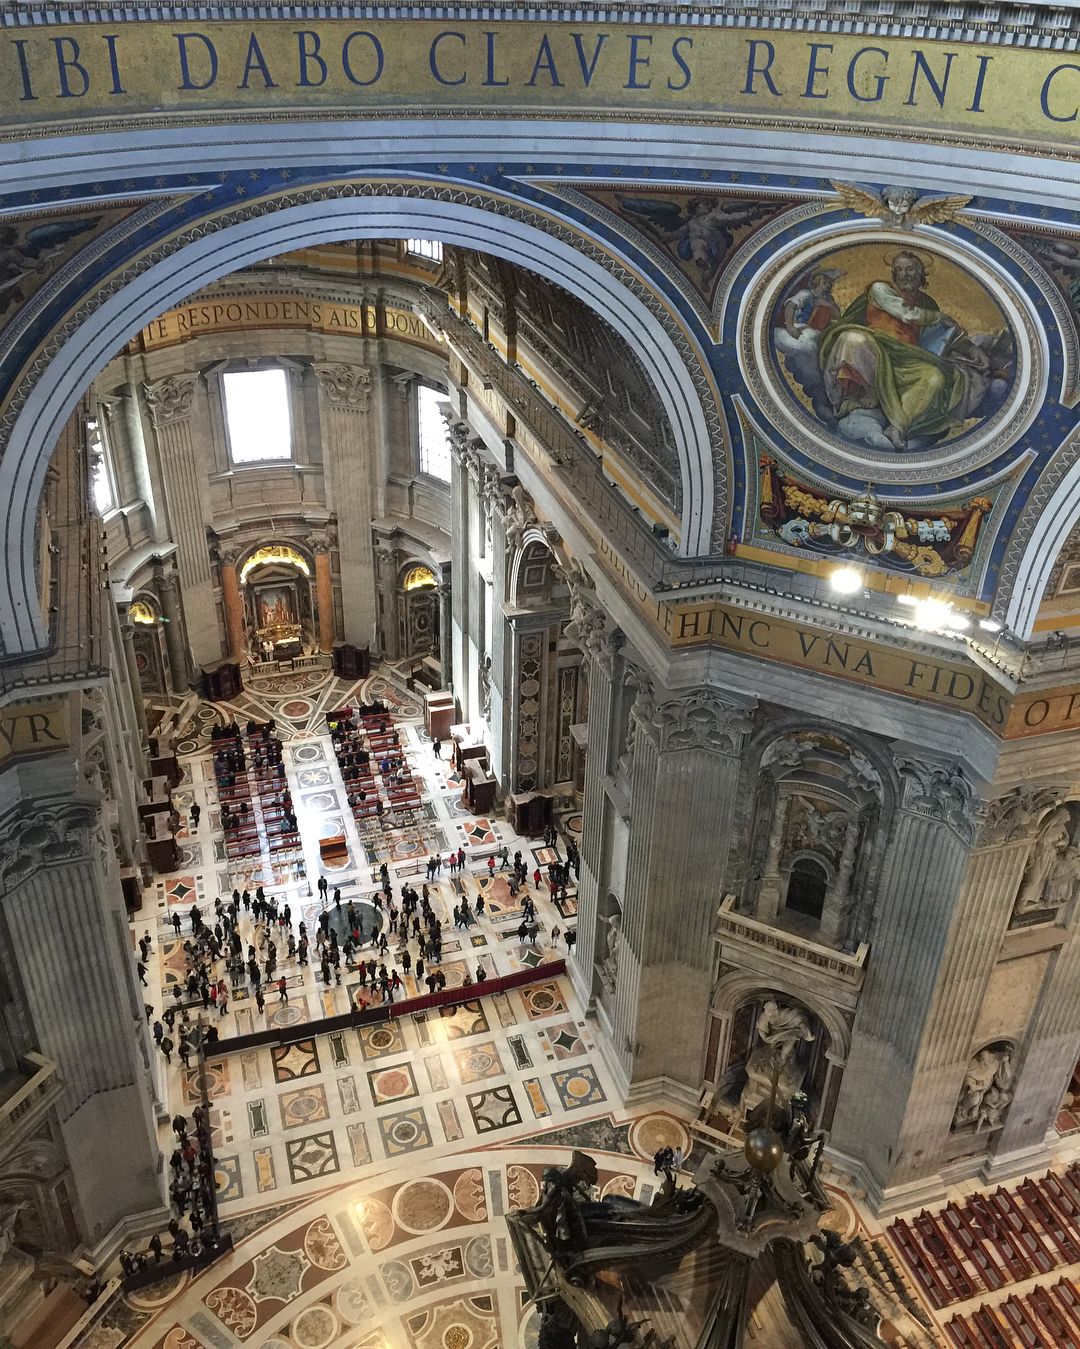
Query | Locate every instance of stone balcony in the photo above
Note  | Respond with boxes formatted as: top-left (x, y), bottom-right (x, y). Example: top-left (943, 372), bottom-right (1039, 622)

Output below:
top-left (0, 1053), bottom-right (62, 1159)
top-left (714, 895), bottom-right (869, 1010)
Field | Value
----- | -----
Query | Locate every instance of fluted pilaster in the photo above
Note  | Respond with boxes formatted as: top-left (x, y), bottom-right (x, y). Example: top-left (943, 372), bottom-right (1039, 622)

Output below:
top-left (143, 374), bottom-right (217, 668)
top-left (830, 756), bottom-right (981, 1204)
top-left (315, 363), bottom-right (377, 649)
top-left (570, 650), bottom-right (617, 1009)
top-left (617, 690), bottom-right (751, 1097)
top-left (0, 802), bottom-right (163, 1240)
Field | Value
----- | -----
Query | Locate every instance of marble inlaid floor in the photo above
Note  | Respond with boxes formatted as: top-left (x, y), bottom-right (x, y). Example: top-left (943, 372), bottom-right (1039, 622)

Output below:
top-left (106, 666), bottom-right (685, 1349)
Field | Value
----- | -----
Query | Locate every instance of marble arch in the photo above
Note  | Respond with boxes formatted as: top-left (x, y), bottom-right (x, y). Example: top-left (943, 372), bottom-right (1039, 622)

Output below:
top-left (0, 189), bottom-right (719, 655)
top-left (710, 970), bottom-right (853, 1065)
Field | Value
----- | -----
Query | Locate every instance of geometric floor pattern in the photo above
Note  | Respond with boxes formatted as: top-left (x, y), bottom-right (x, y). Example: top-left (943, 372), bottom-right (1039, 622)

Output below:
top-left (112, 664), bottom-right (642, 1349)
top-left (99, 664), bottom-right (945, 1348)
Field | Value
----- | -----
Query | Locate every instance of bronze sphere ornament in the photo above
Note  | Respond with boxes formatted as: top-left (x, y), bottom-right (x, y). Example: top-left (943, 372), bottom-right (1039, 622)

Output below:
top-left (744, 1126), bottom-right (785, 1173)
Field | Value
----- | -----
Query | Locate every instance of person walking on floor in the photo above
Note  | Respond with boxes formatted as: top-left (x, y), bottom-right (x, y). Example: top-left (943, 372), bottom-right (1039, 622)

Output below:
top-left (277, 975), bottom-right (288, 1003)
top-left (190, 802), bottom-right (201, 830)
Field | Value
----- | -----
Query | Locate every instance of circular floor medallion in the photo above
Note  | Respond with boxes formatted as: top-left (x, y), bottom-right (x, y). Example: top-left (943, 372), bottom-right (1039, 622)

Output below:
top-left (281, 698), bottom-right (313, 718)
top-left (444, 1325), bottom-right (474, 1349)
top-left (292, 1305), bottom-right (340, 1349)
top-left (629, 1113), bottom-right (692, 1163)
top-left (392, 1177), bottom-right (454, 1234)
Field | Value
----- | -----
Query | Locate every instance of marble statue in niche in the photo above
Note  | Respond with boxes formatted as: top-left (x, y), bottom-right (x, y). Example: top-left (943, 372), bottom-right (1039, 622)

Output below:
top-left (952, 1045), bottom-right (1014, 1131)
top-left (787, 797), bottom-right (848, 860)
top-left (736, 1000), bottom-right (816, 1122)
top-left (598, 912), bottom-right (621, 991)
top-left (0, 1200), bottom-right (27, 1266)
top-left (1013, 805), bottom-right (1080, 926)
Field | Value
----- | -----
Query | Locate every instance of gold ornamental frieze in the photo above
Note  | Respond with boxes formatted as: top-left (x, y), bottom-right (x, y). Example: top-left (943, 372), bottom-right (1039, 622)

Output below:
top-left (3, 21), bottom-right (1080, 157)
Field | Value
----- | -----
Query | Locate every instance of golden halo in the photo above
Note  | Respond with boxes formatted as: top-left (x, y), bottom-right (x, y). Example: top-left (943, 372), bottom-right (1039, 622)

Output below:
top-left (883, 247), bottom-right (934, 271)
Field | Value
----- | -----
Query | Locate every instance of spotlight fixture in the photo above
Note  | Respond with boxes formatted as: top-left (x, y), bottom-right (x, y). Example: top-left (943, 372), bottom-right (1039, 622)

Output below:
top-left (979, 618), bottom-right (1003, 633)
top-left (910, 597), bottom-right (970, 632)
top-left (829, 565), bottom-right (864, 595)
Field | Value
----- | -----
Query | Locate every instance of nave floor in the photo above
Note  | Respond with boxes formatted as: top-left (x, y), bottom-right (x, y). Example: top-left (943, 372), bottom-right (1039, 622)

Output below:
top-left (91, 663), bottom-right (684, 1349)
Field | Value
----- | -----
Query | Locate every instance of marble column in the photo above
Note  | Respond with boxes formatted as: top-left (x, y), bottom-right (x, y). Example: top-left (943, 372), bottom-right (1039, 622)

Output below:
top-left (143, 375), bottom-right (217, 670)
top-left (755, 791), bottom-right (792, 922)
top-left (156, 571), bottom-right (191, 693)
top-left (447, 425), bottom-right (477, 702)
top-left (0, 802), bottom-right (165, 1247)
top-left (219, 550), bottom-right (245, 661)
top-left (315, 364), bottom-right (377, 650)
top-left (374, 545), bottom-right (401, 661)
top-left (821, 817), bottom-right (860, 946)
top-left (313, 541), bottom-right (336, 654)
top-left (438, 573), bottom-right (453, 689)
top-left (118, 612), bottom-right (148, 743)
top-left (486, 492), bottom-right (509, 786)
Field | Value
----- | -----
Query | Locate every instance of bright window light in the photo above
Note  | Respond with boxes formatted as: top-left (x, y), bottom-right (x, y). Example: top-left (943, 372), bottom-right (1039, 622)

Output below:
top-left (88, 418), bottom-right (115, 514)
top-left (223, 369), bottom-right (292, 465)
top-left (829, 566), bottom-right (863, 595)
top-left (417, 385), bottom-right (451, 483)
top-left (405, 238), bottom-right (443, 263)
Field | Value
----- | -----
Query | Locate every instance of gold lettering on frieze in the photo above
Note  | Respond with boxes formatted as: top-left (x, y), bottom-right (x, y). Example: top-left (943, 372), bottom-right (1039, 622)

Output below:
top-left (4, 22), bottom-right (1080, 157)
top-left (138, 296), bottom-right (438, 351)
top-left (0, 697), bottom-right (70, 766)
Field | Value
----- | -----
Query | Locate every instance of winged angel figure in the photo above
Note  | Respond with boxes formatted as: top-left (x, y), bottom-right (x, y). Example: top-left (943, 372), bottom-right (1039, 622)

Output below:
top-left (830, 182), bottom-right (972, 228)
top-left (0, 215), bottom-right (101, 316)
top-left (617, 194), bottom-right (777, 275)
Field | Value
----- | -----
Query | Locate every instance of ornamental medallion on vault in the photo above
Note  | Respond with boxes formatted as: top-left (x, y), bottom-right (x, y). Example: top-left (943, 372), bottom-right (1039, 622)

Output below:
top-left (740, 229), bottom-right (1043, 484)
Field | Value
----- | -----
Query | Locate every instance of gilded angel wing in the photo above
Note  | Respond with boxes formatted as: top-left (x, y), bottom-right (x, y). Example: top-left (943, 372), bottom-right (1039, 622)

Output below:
top-left (906, 193), bottom-right (972, 226)
top-left (829, 181), bottom-right (887, 220)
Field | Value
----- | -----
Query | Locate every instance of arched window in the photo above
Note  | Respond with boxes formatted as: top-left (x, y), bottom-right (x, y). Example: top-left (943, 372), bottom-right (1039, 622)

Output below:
top-left (786, 858), bottom-right (828, 920)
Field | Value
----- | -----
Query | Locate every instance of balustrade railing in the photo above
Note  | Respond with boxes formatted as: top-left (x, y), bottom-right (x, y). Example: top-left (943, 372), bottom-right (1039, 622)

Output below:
top-left (0, 1052), bottom-right (60, 1141)
top-left (715, 895), bottom-right (869, 990)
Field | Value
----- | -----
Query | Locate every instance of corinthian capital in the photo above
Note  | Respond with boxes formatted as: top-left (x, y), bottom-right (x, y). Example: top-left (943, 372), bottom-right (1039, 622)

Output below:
top-left (144, 374), bottom-right (196, 428)
top-left (0, 802), bottom-right (100, 888)
top-left (314, 363), bottom-right (373, 413)
top-left (651, 690), bottom-right (754, 754)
